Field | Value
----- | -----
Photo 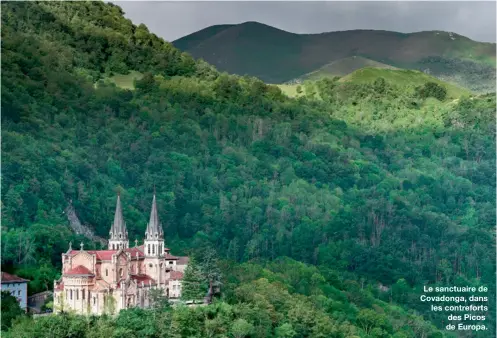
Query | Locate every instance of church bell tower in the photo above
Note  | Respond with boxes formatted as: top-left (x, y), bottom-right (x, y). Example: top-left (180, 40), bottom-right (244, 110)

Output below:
top-left (143, 191), bottom-right (166, 285)
top-left (108, 192), bottom-right (129, 250)
top-left (143, 192), bottom-right (165, 257)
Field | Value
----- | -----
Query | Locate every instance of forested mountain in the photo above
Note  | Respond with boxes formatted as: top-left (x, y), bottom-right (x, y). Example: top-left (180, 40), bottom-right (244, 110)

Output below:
top-left (1, 1), bottom-right (495, 337)
top-left (173, 22), bottom-right (496, 93)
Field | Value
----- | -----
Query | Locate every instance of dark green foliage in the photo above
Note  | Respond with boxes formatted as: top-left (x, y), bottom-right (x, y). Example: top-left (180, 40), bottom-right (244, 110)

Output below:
top-left (418, 56), bottom-right (496, 93)
top-left (1, 2), bottom-right (495, 337)
top-left (416, 82), bottom-right (448, 101)
top-left (181, 257), bottom-right (208, 301)
top-left (1, 291), bottom-right (25, 331)
top-left (4, 259), bottom-right (448, 338)
top-left (373, 77), bottom-right (387, 94)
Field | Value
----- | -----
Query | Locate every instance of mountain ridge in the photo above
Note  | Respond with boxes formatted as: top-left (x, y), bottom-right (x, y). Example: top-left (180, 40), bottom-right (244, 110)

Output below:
top-left (174, 21), bottom-right (496, 92)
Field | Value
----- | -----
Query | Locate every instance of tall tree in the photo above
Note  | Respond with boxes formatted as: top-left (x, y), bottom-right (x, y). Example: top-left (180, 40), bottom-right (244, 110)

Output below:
top-left (181, 257), bottom-right (208, 301)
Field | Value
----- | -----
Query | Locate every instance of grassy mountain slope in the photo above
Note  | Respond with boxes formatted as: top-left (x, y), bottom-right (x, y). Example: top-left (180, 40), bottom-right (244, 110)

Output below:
top-left (297, 56), bottom-right (398, 81)
top-left (174, 22), bottom-right (496, 92)
top-left (172, 24), bottom-right (235, 51)
top-left (1, 2), bottom-right (495, 337)
top-left (339, 68), bottom-right (471, 98)
top-left (176, 22), bottom-right (305, 81)
top-left (279, 67), bottom-right (470, 101)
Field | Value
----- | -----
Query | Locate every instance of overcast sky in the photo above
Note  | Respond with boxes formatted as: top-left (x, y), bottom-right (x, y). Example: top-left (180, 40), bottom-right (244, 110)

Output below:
top-left (113, 1), bottom-right (496, 43)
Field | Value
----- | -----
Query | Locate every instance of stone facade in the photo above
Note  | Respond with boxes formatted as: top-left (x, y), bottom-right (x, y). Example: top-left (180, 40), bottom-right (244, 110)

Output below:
top-left (53, 193), bottom-right (188, 315)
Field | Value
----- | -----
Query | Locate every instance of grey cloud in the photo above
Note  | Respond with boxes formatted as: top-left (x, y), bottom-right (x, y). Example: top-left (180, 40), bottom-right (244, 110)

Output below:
top-left (112, 1), bottom-right (496, 43)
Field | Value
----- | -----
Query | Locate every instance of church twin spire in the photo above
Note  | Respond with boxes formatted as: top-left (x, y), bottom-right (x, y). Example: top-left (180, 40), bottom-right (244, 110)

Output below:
top-left (108, 191), bottom-right (163, 251)
top-left (145, 193), bottom-right (163, 240)
top-left (109, 192), bottom-right (128, 243)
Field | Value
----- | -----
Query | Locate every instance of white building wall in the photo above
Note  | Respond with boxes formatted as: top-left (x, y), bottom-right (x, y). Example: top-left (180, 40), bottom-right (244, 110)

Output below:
top-left (1, 282), bottom-right (28, 310)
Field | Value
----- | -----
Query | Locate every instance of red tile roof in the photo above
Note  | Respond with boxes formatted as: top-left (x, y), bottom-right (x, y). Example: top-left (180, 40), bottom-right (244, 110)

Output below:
top-left (177, 256), bottom-right (189, 265)
top-left (1, 272), bottom-right (29, 283)
top-left (69, 247), bottom-right (181, 262)
top-left (126, 246), bottom-right (145, 258)
top-left (64, 265), bottom-right (94, 276)
top-left (131, 274), bottom-right (156, 285)
top-left (70, 250), bottom-right (117, 261)
top-left (170, 271), bottom-right (184, 280)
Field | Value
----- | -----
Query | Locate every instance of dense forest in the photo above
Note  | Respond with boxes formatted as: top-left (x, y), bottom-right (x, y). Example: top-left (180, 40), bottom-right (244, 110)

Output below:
top-left (1, 1), bottom-right (495, 337)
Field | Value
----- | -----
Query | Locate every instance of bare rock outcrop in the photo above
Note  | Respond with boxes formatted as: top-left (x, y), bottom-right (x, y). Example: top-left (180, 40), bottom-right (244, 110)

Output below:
top-left (65, 201), bottom-right (107, 247)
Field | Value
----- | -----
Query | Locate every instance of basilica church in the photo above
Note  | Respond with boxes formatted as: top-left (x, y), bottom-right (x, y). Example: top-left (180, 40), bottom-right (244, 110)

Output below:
top-left (53, 193), bottom-right (188, 315)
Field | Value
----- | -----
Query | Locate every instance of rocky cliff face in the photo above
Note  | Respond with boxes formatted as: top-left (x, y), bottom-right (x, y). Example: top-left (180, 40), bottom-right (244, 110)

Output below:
top-left (65, 202), bottom-right (107, 247)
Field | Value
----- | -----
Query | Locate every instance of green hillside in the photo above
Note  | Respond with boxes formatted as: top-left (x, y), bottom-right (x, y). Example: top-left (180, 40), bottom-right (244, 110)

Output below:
top-left (172, 24), bottom-right (235, 51)
top-left (339, 68), bottom-right (471, 98)
top-left (279, 67), bottom-right (470, 103)
top-left (174, 22), bottom-right (496, 92)
top-left (297, 56), bottom-right (398, 81)
top-left (2, 2), bottom-right (496, 337)
top-left (106, 70), bottom-right (144, 89)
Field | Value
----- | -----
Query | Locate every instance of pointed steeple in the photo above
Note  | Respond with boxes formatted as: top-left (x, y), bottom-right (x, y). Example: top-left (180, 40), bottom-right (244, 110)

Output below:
top-left (146, 192), bottom-right (163, 240)
top-left (109, 192), bottom-right (129, 249)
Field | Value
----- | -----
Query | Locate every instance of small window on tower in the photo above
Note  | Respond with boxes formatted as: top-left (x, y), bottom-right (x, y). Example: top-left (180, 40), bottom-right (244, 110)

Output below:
top-left (106, 269), bottom-right (108, 277)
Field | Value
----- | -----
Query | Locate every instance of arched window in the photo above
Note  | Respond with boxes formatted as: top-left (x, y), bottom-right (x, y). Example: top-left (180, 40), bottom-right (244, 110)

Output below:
top-left (119, 268), bottom-right (123, 277)
top-left (105, 269), bottom-right (108, 277)
top-left (76, 289), bottom-right (79, 300)
top-left (70, 289), bottom-right (73, 300)
top-left (152, 245), bottom-right (155, 255)
top-left (148, 244), bottom-right (150, 255)
top-left (82, 290), bottom-right (85, 300)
